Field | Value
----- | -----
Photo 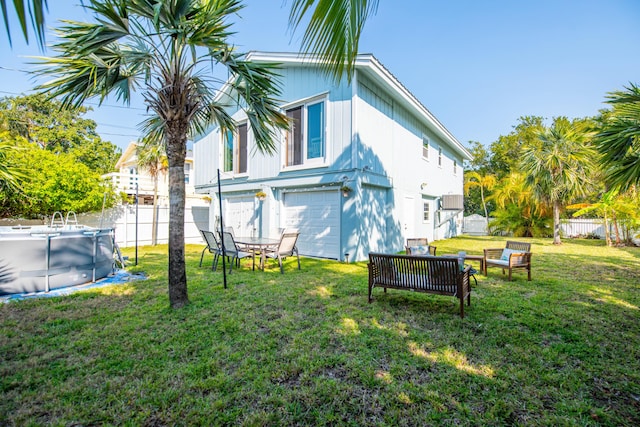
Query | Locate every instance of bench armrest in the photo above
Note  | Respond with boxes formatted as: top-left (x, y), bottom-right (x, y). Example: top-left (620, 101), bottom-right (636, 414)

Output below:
top-left (509, 251), bottom-right (531, 266)
top-left (484, 248), bottom-right (503, 260)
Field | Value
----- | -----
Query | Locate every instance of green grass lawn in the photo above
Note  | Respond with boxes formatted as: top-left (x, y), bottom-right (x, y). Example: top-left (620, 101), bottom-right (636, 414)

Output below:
top-left (1, 236), bottom-right (639, 426)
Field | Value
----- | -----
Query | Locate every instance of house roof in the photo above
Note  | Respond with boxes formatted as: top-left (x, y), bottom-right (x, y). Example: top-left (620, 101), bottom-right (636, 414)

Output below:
top-left (245, 51), bottom-right (472, 160)
top-left (115, 141), bottom-right (195, 171)
top-left (115, 142), bottom-right (139, 170)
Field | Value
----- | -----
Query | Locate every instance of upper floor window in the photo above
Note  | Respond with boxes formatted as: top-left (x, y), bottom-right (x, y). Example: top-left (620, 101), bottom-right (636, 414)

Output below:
top-left (422, 136), bottom-right (429, 159)
top-left (438, 147), bottom-right (442, 167)
top-left (223, 123), bottom-right (248, 174)
top-left (184, 163), bottom-right (191, 184)
top-left (453, 160), bottom-right (457, 175)
top-left (285, 99), bottom-right (325, 167)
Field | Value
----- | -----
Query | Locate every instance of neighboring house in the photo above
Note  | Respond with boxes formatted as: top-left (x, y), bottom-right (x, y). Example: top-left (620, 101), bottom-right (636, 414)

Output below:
top-left (193, 52), bottom-right (471, 262)
top-left (105, 142), bottom-right (205, 207)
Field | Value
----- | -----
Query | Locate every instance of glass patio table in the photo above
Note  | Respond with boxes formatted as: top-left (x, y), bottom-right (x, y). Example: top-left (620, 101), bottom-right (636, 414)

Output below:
top-left (234, 236), bottom-right (280, 270)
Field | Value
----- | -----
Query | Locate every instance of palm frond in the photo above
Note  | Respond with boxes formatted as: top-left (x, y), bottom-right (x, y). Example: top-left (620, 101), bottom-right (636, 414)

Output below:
top-left (595, 83), bottom-right (640, 191)
top-left (289, 0), bottom-right (378, 83)
top-left (1, 0), bottom-right (48, 47)
top-left (213, 50), bottom-right (289, 154)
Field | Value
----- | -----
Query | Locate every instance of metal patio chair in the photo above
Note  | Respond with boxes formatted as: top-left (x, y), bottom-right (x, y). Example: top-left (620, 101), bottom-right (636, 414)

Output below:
top-left (263, 231), bottom-right (301, 274)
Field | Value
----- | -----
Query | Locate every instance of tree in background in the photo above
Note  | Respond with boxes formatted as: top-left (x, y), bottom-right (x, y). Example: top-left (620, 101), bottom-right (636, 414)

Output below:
top-left (521, 117), bottom-right (597, 244)
top-left (487, 172), bottom-right (551, 237)
top-left (0, 94), bottom-right (120, 217)
top-left (595, 83), bottom-right (640, 192)
top-left (0, 139), bottom-right (115, 217)
top-left (569, 188), bottom-right (639, 246)
top-left (136, 138), bottom-right (168, 246)
top-left (464, 171), bottom-right (496, 232)
top-left (0, 94), bottom-right (120, 174)
top-left (489, 116), bottom-right (545, 178)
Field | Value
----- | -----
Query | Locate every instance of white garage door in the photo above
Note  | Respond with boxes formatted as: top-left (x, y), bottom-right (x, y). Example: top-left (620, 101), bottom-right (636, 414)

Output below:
top-left (225, 196), bottom-right (257, 237)
top-left (283, 190), bottom-right (340, 259)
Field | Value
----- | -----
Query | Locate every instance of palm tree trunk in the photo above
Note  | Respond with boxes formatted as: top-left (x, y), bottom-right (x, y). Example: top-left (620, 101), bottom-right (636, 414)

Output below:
top-left (152, 177), bottom-right (158, 246)
top-left (166, 130), bottom-right (188, 309)
top-left (612, 212), bottom-right (621, 245)
top-left (480, 187), bottom-right (490, 234)
top-left (553, 200), bottom-right (562, 245)
top-left (603, 212), bottom-right (612, 246)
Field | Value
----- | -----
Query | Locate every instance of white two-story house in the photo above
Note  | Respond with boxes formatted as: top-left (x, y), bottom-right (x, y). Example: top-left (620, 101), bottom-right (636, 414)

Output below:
top-left (105, 141), bottom-right (204, 207)
top-left (193, 52), bottom-right (471, 262)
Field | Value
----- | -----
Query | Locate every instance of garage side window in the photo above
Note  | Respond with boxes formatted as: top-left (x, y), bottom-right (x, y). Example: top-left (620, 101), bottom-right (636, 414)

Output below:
top-left (222, 123), bottom-right (248, 174)
top-left (423, 201), bottom-right (430, 222)
top-left (285, 99), bottom-right (325, 167)
top-left (224, 130), bottom-right (233, 172)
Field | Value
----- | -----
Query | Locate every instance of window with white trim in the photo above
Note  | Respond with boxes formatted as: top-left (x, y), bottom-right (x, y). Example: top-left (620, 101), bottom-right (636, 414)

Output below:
top-left (422, 136), bottom-right (429, 159)
top-left (453, 160), bottom-right (457, 175)
top-left (222, 123), bottom-right (248, 174)
top-left (184, 163), bottom-right (191, 184)
top-left (438, 147), bottom-right (442, 167)
top-left (285, 99), bottom-right (325, 167)
top-left (423, 201), bottom-right (430, 222)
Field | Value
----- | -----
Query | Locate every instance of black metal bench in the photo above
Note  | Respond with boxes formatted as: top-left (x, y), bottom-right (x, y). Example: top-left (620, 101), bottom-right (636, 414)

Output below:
top-left (368, 253), bottom-right (472, 318)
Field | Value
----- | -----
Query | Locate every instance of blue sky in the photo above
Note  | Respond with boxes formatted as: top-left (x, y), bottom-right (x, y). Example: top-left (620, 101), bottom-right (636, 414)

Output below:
top-left (1, 1), bottom-right (638, 152)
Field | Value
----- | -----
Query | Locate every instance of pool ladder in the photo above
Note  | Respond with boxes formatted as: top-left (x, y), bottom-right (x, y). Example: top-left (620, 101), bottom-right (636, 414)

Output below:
top-left (50, 211), bottom-right (78, 228)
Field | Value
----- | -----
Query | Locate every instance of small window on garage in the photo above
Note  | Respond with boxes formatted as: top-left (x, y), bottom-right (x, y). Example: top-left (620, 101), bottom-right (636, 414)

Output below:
top-left (423, 201), bottom-right (430, 222)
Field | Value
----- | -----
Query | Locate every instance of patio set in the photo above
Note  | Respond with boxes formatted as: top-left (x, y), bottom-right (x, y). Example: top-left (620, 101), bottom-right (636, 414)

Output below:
top-left (197, 229), bottom-right (533, 317)
top-left (404, 238), bottom-right (532, 281)
top-left (199, 228), bottom-right (301, 274)
top-left (368, 239), bottom-right (533, 318)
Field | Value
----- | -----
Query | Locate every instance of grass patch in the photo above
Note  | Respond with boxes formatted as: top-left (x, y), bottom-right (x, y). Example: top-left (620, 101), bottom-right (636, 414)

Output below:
top-left (1, 236), bottom-right (639, 425)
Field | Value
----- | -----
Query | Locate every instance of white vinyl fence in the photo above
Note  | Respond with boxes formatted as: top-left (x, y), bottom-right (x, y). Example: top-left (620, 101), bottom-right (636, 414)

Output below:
top-left (78, 205), bottom-right (209, 247)
top-left (463, 215), bottom-right (618, 239)
top-left (560, 219), bottom-right (612, 239)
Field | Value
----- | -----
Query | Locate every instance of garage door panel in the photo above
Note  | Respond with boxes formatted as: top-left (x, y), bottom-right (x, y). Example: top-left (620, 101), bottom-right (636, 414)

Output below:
top-left (284, 191), bottom-right (340, 259)
top-left (225, 197), bottom-right (256, 237)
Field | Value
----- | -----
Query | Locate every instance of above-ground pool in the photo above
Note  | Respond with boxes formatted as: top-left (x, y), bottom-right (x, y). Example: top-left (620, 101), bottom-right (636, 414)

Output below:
top-left (0, 226), bottom-right (115, 295)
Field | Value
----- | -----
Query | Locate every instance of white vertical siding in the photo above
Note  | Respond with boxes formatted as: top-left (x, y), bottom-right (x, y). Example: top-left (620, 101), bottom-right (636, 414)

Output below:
top-left (193, 65), bottom-right (354, 187)
top-left (355, 74), bottom-right (464, 246)
top-left (193, 130), bottom-right (218, 191)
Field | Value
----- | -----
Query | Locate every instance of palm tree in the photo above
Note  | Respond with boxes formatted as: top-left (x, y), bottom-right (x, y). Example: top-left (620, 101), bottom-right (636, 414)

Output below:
top-left (464, 171), bottom-right (496, 233)
top-left (595, 83), bottom-right (640, 192)
top-left (32, 0), bottom-right (375, 309)
top-left (136, 139), bottom-right (168, 246)
top-left (35, 0), bottom-right (290, 308)
top-left (568, 189), bottom-right (638, 246)
top-left (487, 172), bottom-right (551, 237)
top-left (521, 117), bottom-right (597, 244)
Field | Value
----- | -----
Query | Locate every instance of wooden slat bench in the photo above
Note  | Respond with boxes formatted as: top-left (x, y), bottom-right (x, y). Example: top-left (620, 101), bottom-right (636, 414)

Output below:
top-left (368, 253), bottom-right (472, 318)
